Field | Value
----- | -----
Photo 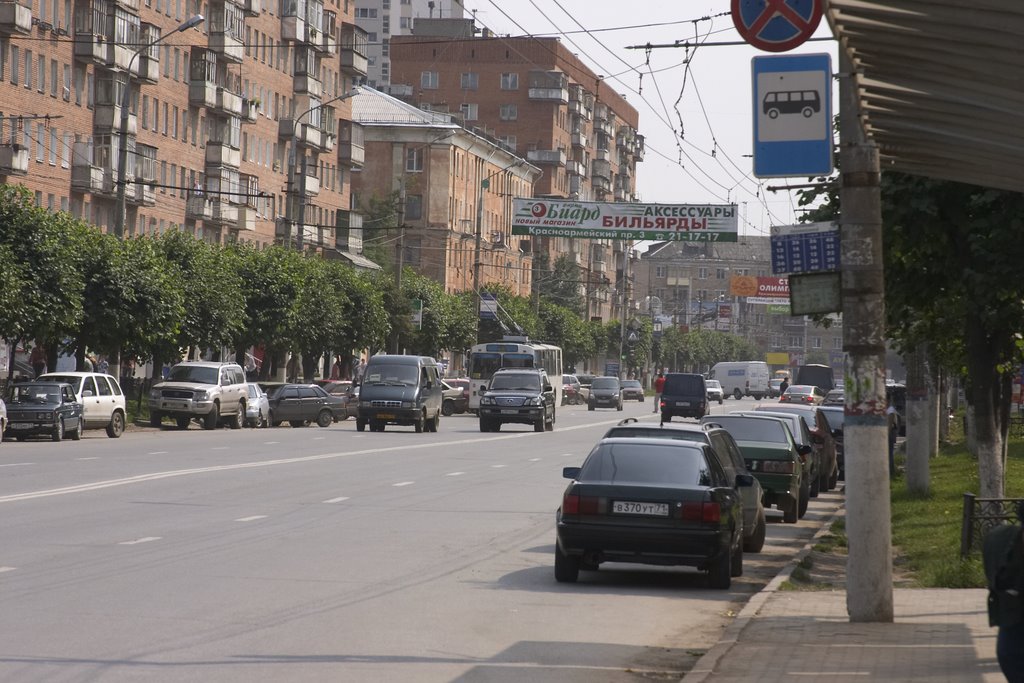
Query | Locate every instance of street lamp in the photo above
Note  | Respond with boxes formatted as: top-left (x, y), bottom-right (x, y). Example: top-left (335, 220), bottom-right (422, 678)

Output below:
top-left (113, 14), bottom-right (204, 239)
top-left (288, 87), bottom-right (361, 251)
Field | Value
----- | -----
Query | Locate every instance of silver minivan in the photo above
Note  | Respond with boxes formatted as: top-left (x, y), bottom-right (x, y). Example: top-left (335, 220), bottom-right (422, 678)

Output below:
top-left (356, 355), bottom-right (443, 433)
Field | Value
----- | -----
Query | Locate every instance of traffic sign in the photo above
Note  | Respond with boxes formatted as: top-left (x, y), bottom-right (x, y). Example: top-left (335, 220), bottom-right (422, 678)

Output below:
top-left (732, 0), bottom-right (823, 53)
top-left (752, 52), bottom-right (833, 178)
top-left (770, 221), bottom-right (839, 274)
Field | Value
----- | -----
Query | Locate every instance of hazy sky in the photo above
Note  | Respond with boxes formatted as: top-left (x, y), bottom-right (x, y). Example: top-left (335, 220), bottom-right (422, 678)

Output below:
top-left (460, 1), bottom-right (838, 240)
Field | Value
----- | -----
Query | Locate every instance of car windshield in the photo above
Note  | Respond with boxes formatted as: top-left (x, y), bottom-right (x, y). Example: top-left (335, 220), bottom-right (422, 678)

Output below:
top-left (820, 409), bottom-right (844, 431)
top-left (167, 365), bottom-right (219, 384)
top-left (9, 385), bottom-right (60, 403)
top-left (592, 378), bottom-right (619, 389)
top-left (622, 380), bottom-right (642, 388)
top-left (580, 443), bottom-right (710, 486)
top-left (706, 380), bottom-right (722, 389)
top-left (37, 375), bottom-right (84, 392)
top-left (707, 416), bottom-right (788, 444)
top-left (490, 374), bottom-right (541, 391)
top-left (562, 375), bottom-right (576, 384)
top-left (364, 364), bottom-right (419, 385)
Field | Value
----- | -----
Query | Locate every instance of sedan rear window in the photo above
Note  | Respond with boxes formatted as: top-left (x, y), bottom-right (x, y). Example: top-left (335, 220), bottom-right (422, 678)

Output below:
top-left (580, 443), bottom-right (710, 486)
top-left (591, 377), bottom-right (619, 389)
top-left (709, 416), bottom-right (788, 443)
top-left (604, 427), bottom-right (705, 445)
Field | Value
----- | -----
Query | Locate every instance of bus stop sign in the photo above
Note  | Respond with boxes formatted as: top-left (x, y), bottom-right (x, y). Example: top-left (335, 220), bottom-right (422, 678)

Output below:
top-left (732, 0), bottom-right (823, 53)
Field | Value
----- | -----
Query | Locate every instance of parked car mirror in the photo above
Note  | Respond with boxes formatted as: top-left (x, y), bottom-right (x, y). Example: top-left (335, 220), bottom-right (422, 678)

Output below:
top-left (735, 473), bottom-right (754, 488)
top-left (83, 390), bottom-right (94, 397)
top-left (797, 444), bottom-right (813, 456)
top-left (562, 466), bottom-right (581, 480)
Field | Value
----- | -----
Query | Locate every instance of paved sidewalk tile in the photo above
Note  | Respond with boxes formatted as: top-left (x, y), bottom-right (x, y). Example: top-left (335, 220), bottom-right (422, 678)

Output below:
top-left (701, 588), bottom-right (1004, 682)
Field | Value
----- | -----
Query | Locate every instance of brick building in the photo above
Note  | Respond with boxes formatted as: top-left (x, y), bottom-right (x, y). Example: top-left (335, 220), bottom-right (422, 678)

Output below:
top-left (350, 86), bottom-right (539, 296)
top-left (0, 0), bottom-right (370, 255)
top-left (386, 18), bottom-right (645, 323)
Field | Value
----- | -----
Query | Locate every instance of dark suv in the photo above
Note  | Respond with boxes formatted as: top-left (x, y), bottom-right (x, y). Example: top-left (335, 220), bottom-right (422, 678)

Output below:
top-left (478, 368), bottom-right (555, 433)
top-left (660, 372), bottom-right (708, 421)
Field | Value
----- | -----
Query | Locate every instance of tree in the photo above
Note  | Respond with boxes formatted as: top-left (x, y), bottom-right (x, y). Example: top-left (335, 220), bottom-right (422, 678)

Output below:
top-left (291, 255), bottom-right (351, 380)
top-left (359, 191), bottom-right (401, 271)
top-left (538, 254), bottom-right (584, 314)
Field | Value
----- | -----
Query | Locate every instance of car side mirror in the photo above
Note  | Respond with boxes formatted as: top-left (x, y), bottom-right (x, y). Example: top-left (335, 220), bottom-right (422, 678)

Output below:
top-left (735, 473), bottom-right (754, 488)
top-left (562, 466), bottom-right (581, 480)
top-left (797, 444), bottom-right (812, 456)
top-left (833, 428), bottom-right (843, 438)
top-left (83, 390), bottom-right (94, 397)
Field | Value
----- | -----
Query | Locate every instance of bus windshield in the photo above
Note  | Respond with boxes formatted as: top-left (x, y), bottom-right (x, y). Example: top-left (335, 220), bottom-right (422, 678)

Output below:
top-left (470, 353), bottom-right (502, 380)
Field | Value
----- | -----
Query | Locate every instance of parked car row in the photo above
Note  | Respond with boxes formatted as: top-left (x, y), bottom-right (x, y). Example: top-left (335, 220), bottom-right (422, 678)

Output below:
top-left (2, 371), bottom-right (127, 443)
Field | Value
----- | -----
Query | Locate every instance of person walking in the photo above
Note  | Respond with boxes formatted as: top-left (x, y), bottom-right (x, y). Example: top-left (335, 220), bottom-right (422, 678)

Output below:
top-left (653, 371), bottom-right (666, 413)
top-left (29, 343), bottom-right (46, 377)
top-left (779, 377), bottom-right (790, 397)
top-left (983, 503), bottom-right (1024, 682)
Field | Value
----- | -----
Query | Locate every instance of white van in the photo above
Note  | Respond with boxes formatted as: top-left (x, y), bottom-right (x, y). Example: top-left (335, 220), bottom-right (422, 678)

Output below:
top-left (708, 361), bottom-right (771, 400)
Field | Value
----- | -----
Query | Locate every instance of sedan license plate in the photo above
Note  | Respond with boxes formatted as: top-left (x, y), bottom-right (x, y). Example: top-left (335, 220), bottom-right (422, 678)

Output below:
top-left (9, 423), bottom-right (34, 429)
top-left (613, 501), bottom-right (669, 517)
top-left (501, 409), bottom-right (519, 414)
top-left (163, 402), bottom-right (188, 410)
top-left (676, 401), bottom-right (690, 407)
top-left (377, 413), bottom-right (395, 420)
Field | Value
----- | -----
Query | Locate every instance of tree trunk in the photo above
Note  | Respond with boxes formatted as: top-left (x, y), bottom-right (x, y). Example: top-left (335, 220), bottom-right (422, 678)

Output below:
top-left (905, 347), bottom-right (929, 494)
top-left (938, 371), bottom-right (950, 443)
top-left (966, 320), bottom-right (1004, 498)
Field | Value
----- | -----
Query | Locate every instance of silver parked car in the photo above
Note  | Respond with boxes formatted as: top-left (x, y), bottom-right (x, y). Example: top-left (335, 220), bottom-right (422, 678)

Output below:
top-left (245, 383), bottom-right (270, 428)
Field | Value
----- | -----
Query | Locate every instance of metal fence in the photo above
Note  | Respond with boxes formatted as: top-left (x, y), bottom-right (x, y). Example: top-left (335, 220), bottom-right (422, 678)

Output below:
top-left (960, 492), bottom-right (1024, 557)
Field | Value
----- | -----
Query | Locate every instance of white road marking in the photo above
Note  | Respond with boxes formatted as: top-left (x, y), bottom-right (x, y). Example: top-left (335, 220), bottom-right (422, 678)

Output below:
top-left (446, 471), bottom-right (465, 477)
top-left (0, 462), bottom-right (34, 467)
top-left (322, 496), bottom-right (350, 504)
top-left (392, 481), bottom-right (415, 487)
top-left (76, 457), bottom-right (100, 461)
top-left (313, 436), bottom-right (325, 440)
top-left (491, 464), bottom-right (506, 468)
top-left (235, 515), bottom-right (267, 522)
top-left (263, 441), bottom-right (280, 445)
top-left (1, 417), bottom-right (632, 505)
top-left (529, 458), bottom-right (541, 462)
top-left (118, 536), bottom-right (161, 545)
top-left (0, 566), bottom-right (16, 573)
top-left (787, 673), bottom-right (871, 677)
top-left (211, 447), bottom-right (230, 451)
top-left (149, 451), bottom-right (168, 455)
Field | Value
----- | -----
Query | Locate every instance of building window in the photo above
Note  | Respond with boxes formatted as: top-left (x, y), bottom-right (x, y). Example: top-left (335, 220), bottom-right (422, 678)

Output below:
top-left (716, 268), bottom-right (727, 279)
top-left (405, 147), bottom-right (423, 172)
top-left (655, 265), bottom-right (667, 278)
top-left (459, 103), bottom-right (477, 121)
top-left (420, 70), bottom-right (438, 89)
top-left (405, 193), bottom-right (422, 220)
top-left (499, 103), bottom-right (517, 121)
top-left (35, 124), bottom-right (44, 161)
top-left (833, 337), bottom-right (843, 349)
top-left (460, 72), bottom-right (478, 90)
top-left (10, 45), bottom-right (18, 85)
top-left (698, 267), bottom-right (708, 279)
top-left (49, 128), bottom-right (57, 165)
top-left (812, 337), bottom-right (822, 349)
top-left (500, 72), bottom-right (518, 90)
top-left (24, 49), bottom-right (32, 89)
top-left (497, 135), bottom-right (516, 152)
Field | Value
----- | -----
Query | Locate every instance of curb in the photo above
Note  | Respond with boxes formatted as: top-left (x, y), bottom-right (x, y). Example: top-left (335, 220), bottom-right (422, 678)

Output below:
top-left (683, 501), bottom-right (845, 682)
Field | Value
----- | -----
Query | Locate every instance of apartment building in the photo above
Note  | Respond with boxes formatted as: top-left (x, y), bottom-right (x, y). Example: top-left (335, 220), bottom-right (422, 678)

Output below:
top-left (635, 238), bottom-right (844, 365)
top-left (0, 0), bottom-right (371, 254)
top-left (353, 0), bottom-right (466, 89)
top-left (350, 85), bottom-right (539, 296)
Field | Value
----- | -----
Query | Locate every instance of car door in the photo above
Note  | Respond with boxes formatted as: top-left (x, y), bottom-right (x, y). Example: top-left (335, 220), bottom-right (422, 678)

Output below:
top-left (93, 375), bottom-right (116, 427)
top-left (275, 386), bottom-right (301, 420)
top-left (80, 376), bottom-right (101, 428)
top-left (298, 385), bottom-right (323, 419)
top-left (61, 385), bottom-right (82, 429)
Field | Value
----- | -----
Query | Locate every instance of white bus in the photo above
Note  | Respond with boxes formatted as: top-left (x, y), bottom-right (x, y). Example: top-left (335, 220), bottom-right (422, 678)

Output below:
top-left (467, 338), bottom-right (563, 410)
top-left (708, 361), bottom-right (770, 400)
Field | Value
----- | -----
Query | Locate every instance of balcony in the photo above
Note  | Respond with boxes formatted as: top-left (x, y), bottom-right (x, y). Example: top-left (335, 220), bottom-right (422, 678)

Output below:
top-left (571, 131), bottom-right (588, 148)
top-left (280, 5), bottom-right (304, 41)
top-left (236, 205), bottom-right (257, 231)
top-left (293, 71), bottom-right (322, 98)
top-left (92, 104), bottom-right (137, 135)
top-left (209, 31), bottom-right (244, 63)
top-left (243, 97), bottom-right (259, 123)
top-left (528, 70), bottom-right (569, 103)
top-left (319, 10), bottom-right (337, 54)
top-left (569, 174), bottom-right (584, 197)
top-left (216, 87), bottom-right (243, 116)
top-left (337, 120), bottom-right (364, 169)
top-left (208, 200), bottom-right (238, 225)
top-left (71, 161), bottom-right (114, 195)
top-left (567, 159), bottom-right (586, 177)
top-left (186, 195), bottom-right (213, 220)
top-left (127, 180), bottom-right (155, 206)
top-left (300, 169), bottom-right (319, 196)
top-left (596, 147), bottom-right (611, 162)
top-left (205, 141), bottom-right (241, 168)
top-left (526, 149), bottom-right (567, 166)
top-left (137, 26), bottom-right (160, 83)
top-left (0, 1), bottom-right (32, 34)
top-left (635, 135), bottom-right (645, 161)
top-left (278, 118), bottom-right (324, 149)
top-left (592, 175), bottom-right (610, 193)
top-left (0, 144), bottom-right (28, 175)
top-left (242, 0), bottom-right (259, 17)
top-left (340, 23), bottom-right (368, 77)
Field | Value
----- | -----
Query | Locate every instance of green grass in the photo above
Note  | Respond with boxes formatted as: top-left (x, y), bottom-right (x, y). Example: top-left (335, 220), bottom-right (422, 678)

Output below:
top-left (813, 518), bottom-right (848, 554)
top-left (889, 437), bottom-right (1024, 588)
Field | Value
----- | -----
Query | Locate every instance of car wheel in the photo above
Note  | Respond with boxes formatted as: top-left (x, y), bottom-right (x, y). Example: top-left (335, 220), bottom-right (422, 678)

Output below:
top-left (587, 402), bottom-right (594, 411)
top-left (744, 510), bottom-right (767, 553)
top-left (534, 416), bottom-right (545, 432)
top-left (661, 413), bottom-right (671, 423)
top-left (106, 411), bottom-right (125, 438)
top-left (430, 412), bottom-right (440, 432)
top-left (69, 420), bottom-right (82, 441)
top-left (442, 399), bottom-right (454, 417)
top-left (315, 409), bottom-right (333, 428)
top-left (733, 388), bottom-right (743, 400)
top-left (229, 403), bottom-right (245, 430)
top-left (176, 416), bottom-right (191, 429)
top-left (809, 470), bottom-right (821, 498)
top-left (817, 469), bottom-right (829, 495)
top-left (356, 419), bottom-right (366, 432)
top-left (783, 497), bottom-right (799, 524)
top-left (149, 410), bottom-right (163, 428)
top-left (718, 398), bottom-right (723, 405)
top-left (203, 405), bottom-right (219, 431)
top-left (545, 410), bottom-right (554, 431)
top-left (639, 396), bottom-right (645, 402)
top-left (554, 543), bottom-right (580, 583)
top-left (707, 546), bottom-right (732, 589)
top-left (730, 536), bottom-right (744, 577)
top-left (16, 435), bottom-right (26, 442)
top-left (829, 468), bottom-right (838, 489)
top-left (798, 478), bottom-right (810, 518)
top-left (52, 419), bottom-right (64, 443)
top-left (414, 412), bottom-right (424, 433)
top-left (289, 420), bottom-right (306, 428)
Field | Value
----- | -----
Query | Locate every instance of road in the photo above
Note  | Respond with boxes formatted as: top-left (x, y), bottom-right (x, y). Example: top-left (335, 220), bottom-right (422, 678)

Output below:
top-left (0, 397), bottom-right (841, 682)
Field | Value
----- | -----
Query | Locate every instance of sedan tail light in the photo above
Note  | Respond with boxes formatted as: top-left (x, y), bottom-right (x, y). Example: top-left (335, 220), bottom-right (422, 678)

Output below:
top-left (562, 491), bottom-right (599, 515)
top-left (681, 501), bottom-right (721, 523)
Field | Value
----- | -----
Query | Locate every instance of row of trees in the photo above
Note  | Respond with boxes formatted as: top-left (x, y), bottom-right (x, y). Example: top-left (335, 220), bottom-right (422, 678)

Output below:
top-left (0, 184), bottom-right (764, 385)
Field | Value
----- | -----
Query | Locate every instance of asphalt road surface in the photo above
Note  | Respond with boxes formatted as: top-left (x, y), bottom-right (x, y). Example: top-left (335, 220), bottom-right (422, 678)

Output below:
top-left (0, 396), bottom-right (840, 682)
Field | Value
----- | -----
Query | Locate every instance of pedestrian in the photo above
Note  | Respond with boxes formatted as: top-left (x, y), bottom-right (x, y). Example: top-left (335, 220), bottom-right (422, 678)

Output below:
top-left (779, 377), bottom-right (790, 396)
top-left (244, 352), bottom-right (257, 380)
top-left (286, 354), bottom-right (299, 383)
top-left (354, 356), bottom-right (366, 383)
top-left (983, 502), bottom-right (1024, 682)
top-left (653, 371), bottom-right (666, 413)
top-left (29, 343), bottom-right (46, 377)
top-left (886, 403), bottom-right (900, 477)
top-left (330, 355), bottom-right (343, 380)
top-left (96, 355), bottom-right (109, 374)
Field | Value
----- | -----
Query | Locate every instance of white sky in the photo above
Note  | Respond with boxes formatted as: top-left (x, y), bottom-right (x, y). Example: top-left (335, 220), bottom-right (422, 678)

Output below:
top-left (460, 1), bottom-right (839, 242)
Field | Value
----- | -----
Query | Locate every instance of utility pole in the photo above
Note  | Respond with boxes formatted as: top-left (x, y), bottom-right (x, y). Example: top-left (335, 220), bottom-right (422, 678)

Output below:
top-left (393, 186), bottom-right (406, 354)
top-left (839, 50), bottom-right (893, 623)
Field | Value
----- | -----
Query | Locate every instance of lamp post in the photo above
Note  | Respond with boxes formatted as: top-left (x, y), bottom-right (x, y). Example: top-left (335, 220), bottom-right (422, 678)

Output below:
top-left (113, 14), bottom-right (204, 239)
top-left (473, 159), bottom-right (525, 340)
top-left (288, 87), bottom-right (360, 251)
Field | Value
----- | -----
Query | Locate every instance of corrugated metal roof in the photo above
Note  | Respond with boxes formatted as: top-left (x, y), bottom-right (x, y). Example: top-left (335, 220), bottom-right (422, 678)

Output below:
top-left (827, 0), bottom-right (1024, 192)
top-left (351, 86), bottom-right (461, 128)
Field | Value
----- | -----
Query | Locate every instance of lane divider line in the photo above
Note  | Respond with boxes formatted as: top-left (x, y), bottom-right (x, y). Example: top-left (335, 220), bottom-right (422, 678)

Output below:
top-left (0, 463), bottom-right (35, 467)
top-left (322, 496), bottom-right (350, 503)
top-left (235, 515), bottom-right (267, 522)
top-left (0, 566), bottom-right (16, 573)
top-left (118, 537), bottom-right (161, 545)
top-left (392, 481), bottom-right (415, 487)
top-left (446, 472), bottom-right (465, 477)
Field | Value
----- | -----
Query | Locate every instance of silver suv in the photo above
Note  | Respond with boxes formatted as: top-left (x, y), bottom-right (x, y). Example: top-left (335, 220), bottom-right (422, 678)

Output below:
top-left (148, 361), bottom-right (248, 430)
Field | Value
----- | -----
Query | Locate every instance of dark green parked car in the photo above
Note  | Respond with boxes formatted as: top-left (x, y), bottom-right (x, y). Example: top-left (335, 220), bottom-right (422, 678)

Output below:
top-left (701, 414), bottom-right (809, 523)
top-left (4, 382), bottom-right (84, 442)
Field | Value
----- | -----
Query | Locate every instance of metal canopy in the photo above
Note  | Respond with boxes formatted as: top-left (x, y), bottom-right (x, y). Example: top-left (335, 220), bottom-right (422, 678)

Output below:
top-left (826, 0), bottom-right (1024, 192)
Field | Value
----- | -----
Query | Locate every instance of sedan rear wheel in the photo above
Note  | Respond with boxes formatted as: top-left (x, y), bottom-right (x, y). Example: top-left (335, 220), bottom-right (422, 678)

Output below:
top-left (106, 411), bottom-right (125, 438)
top-left (744, 511), bottom-right (767, 553)
top-left (554, 543), bottom-right (580, 583)
top-left (783, 497), bottom-right (799, 524)
top-left (316, 409), bottom-right (333, 428)
top-left (730, 536), bottom-right (744, 577)
top-left (229, 403), bottom-right (245, 430)
top-left (442, 399), bottom-right (454, 417)
top-left (707, 546), bottom-right (732, 589)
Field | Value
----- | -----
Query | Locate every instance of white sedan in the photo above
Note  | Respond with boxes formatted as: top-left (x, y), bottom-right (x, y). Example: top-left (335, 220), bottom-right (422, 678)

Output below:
top-left (705, 379), bottom-right (725, 404)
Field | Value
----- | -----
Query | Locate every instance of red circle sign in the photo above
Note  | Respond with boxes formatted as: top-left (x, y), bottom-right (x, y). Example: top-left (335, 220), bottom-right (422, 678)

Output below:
top-left (732, 0), bottom-right (823, 53)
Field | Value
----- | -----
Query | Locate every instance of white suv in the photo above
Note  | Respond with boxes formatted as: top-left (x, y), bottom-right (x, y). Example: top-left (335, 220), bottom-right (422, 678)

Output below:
top-left (37, 371), bottom-right (127, 438)
top-left (148, 362), bottom-right (248, 430)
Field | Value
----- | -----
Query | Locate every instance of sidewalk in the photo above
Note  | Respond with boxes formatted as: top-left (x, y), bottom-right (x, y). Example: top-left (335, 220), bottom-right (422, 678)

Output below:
top-left (686, 516), bottom-right (1004, 682)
